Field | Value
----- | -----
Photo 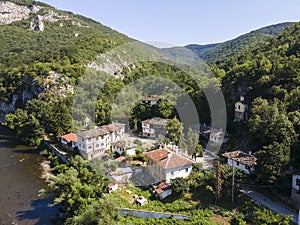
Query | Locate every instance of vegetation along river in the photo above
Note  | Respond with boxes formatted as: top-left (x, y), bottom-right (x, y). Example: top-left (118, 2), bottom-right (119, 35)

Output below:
top-left (0, 126), bottom-right (58, 225)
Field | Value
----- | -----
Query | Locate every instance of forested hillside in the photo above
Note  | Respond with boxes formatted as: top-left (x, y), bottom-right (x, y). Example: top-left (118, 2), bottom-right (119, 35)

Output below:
top-left (219, 22), bottom-right (300, 186)
top-left (0, 0), bottom-right (131, 145)
top-left (186, 22), bottom-right (293, 64)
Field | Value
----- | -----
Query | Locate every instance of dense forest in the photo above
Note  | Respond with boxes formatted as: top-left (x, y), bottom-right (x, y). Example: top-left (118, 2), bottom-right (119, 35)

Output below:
top-left (218, 22), bottom-right (300, 187)
top-left (186, 22), bottom-right (293, 65)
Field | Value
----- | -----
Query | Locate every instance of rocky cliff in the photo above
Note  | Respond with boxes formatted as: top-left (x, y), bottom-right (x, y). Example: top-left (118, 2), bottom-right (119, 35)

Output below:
top-left (0, 1), bottom-right (130, 121)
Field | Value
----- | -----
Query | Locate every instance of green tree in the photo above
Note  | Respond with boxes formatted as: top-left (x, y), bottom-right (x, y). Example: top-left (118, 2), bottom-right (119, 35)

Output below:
top-left (64, 198), bottom-right (121, 225)
top-left (230, 212), bottom-right (246, 225)
top-left (158, 99), bottom-right (174, 118)
top-left (185, 128), bottom-right (199, 157)
top-left (255, 142), bottom-right (291, 184)
top-left (221, 163), bottom-right (247, 194)
top-left (166, 117), bottom-right (184, 144)
top-left (41, 156), bottom-right (109, 218)
top-left (248, 98), bottom-right (297, 147)
top-left (171, 177), bottom-right (189, 196)
top-left (192, 144), bottom-right (203, 160)
top-left (252, 207), bottom-right (291, 225)
top-left (133, 139), bottom-right (143, 146)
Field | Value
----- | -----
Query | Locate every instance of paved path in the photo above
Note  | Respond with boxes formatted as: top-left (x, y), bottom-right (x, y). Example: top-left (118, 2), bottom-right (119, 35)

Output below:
top-left (196, 150), bottom-right (218, 169)
top-left (240, 188), bottom-right (298, 223)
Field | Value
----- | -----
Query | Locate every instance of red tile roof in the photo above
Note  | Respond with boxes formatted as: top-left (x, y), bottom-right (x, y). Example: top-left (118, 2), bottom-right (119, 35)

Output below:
top-left (145, 148), bottom-right (169, 163)
top-left (222, 150), bottom-right (257, 167)
top-left (60, 133), bottom-right (77, 143)
top-left (115, 156), bottom-right (126, 163)
top-left (145, 149), bottom-right (194, 169)
top-left (140, 96), bottom-right (161, 101)
top-left (107, 181), bottom-right (117, 188)
top-left (152, 182), bottom-right (171, 195)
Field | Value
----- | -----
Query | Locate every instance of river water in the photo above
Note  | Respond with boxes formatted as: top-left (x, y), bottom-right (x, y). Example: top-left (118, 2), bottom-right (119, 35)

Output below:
top-left (0, 126), bottom-right (58, 225)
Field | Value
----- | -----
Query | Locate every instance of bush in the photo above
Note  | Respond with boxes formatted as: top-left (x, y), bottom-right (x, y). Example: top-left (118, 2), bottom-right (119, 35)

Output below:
top-left (133, 139), bottom-right (143, 146)
top-left (230, 213), bottom-right (246, 225)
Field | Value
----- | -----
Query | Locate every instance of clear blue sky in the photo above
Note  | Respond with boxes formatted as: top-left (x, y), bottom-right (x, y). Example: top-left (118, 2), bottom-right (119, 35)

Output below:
top-left (41, 0), bottom-right (299, 46)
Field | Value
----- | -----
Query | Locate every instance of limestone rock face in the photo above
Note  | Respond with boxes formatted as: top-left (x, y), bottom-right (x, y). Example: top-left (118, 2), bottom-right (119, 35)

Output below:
top-left (29, 15), bottom-right (44, 31)
top-left (0, 2), bottom-right (31, 24)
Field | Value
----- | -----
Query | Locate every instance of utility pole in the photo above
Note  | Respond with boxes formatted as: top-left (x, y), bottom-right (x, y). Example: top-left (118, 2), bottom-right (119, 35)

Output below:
top-left (232, 159), bottom-right (235, 204)
top-left (215, 160), bottom-right (222, 204)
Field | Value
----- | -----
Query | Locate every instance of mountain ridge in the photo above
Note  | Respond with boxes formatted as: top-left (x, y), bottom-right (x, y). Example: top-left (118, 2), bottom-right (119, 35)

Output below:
top-left (184, 22), bottom-right (294, 64)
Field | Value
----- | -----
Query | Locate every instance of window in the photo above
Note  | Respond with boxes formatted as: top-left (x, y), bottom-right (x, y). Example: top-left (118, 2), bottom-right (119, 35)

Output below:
top-left (185, 168), bottom-right (188, 173)
top-left (88, 138), bottom-right (91, 142)
top-left (96, 144), bottom-right (99, 148)
top-left (236, 161), bottom-right (239, 166)
top-left (95, 137), bottom-right (99, 141)
top-left (171, 171), bottom-right (174, 175)
top-left (296, 179), bottom-right (300, 186)
top-left (88, 145), bottom-right (92, 149)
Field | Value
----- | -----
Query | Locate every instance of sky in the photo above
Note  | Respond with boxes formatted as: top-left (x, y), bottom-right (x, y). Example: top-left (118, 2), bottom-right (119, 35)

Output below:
top-left (41, 0), bottom-right (300, 46)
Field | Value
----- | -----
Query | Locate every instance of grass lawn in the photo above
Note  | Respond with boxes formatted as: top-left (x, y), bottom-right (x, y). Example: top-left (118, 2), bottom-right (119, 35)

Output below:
top-left (108, 185), bottom-right (195, 214)
top-left (106, 184), bottom-right (239, 225)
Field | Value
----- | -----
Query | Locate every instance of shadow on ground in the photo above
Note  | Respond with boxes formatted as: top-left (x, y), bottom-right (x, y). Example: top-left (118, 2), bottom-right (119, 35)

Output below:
top-left (16, 199), bottom-right (62, 225)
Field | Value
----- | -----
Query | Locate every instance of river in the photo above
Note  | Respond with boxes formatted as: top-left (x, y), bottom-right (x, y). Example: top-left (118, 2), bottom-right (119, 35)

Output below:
top-left (0, 126), bottom-right (59, 225)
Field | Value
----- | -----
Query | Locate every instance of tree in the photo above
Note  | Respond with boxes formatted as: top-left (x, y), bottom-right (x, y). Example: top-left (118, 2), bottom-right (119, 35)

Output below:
top-left (248, 98), bottom-right (298, 184)
top-left (40, 156), bottom-right (110, 218)
top-left (255, 142), bottom-right (291, 184)
top-left (248, 98), bottom-right (297, 147)
top-left (171, 177), bottom-right (189, 196)
top-left (64, 198), bottom-right (121, 225)
top-left (158, 99), bottom-right (174, 118)
top-left (133, 139), bottom-right (143, 146)
top-left (88, 158), bottom-right (118, 178)
top-left (135, 146), bottom-right (147, 162)
top-left (221, 163), bottom-right (247, 195)
top-left (194, 145), bottom-right (203, 160)
top-left (252, 207), bottom-right (291, 225)
top-left (185, 128), bottom-right (199, 157)
top-left (166, 117), bottom-right (184, 144)
top-left (230, 212), bottom-right (246, 225)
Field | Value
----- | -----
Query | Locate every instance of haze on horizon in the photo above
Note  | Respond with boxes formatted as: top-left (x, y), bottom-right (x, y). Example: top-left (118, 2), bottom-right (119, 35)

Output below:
top-left (41, 0), bottom-right (300, 46)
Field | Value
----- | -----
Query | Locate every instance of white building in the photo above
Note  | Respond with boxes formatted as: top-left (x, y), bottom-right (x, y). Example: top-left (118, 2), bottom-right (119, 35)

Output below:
top-left (60, 133), bottom-right (78, 149)
top-left (209, 130), bottom-right (229, 144)
top-left (222, 150), bottom-right (257, 174)
top-left (111, 140), bottom-right (137, 156)
top-left (291, 175), bottom-right (300, 207)
top-left (142, 117), bottom-right (169, 138)
top-left (107, 181), bottom-right (118, 193)
top-left (234, 96), bottom-right (248, 122)
top-left (145, 148), bottom-right (195, 183)
top-left (77, 123), bottom-right (125, 160)
top-left (192, 124), bottom-right (229, 144)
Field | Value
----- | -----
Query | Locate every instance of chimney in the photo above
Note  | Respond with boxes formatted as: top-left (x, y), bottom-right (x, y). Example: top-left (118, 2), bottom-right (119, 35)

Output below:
top-left (164, 143), bottom-right (167, 149)
top-left (167, 150), bottom-right (172, 158)
top-left (240, 96), bottom-right (245, 102)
